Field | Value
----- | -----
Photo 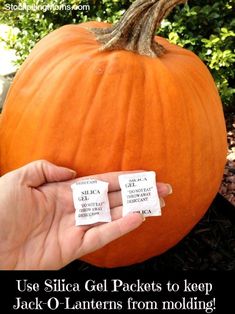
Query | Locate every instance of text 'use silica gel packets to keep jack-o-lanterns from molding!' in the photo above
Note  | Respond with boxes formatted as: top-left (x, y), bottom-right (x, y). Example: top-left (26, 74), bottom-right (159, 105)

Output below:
top-left (71, 179), bottom-right (111, 226)
top-left (118, 171), bottom-right (161, 217)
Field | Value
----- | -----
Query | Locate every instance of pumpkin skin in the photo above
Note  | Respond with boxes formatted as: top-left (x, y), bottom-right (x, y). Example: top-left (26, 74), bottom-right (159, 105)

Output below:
top-left (0, 21), bottom-right (227, 268)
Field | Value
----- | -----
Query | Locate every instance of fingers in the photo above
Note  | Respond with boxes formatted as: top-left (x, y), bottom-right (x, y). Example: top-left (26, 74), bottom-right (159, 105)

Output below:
top-left (18, 160), bottom-right (77, 187)
top-left (108, 183), bottom-right (173, 219)
top-left (58, 181), bottom-right (172, 216)
top-left (79, 213), bottom-right (144, 256)
top-left (108, 183), bottom-right (172, 209)
top-left (157, 183), bottom-right (173, 197)
top-left (78, 172), bottom-right (173, 197)
top-left (80, 170), bottom-right (143, 192)
top-left (109, 191), bottom-right (122, 208)
top-left (110, 206), bottom-right (122, 220)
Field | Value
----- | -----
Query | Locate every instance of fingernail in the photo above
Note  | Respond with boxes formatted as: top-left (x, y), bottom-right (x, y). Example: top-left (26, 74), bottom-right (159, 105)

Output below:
top-left (69, 170), bottom-right (77, 178)
top-left (141, 214), bottom-right (146, 222)
top-left (166, 184), bottom-right (173, 195)
top-left (160, 197), bottom-right (165, 208)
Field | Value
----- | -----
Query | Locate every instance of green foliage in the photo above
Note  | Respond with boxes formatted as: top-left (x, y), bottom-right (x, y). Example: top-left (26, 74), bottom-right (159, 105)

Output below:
top-left (0, 0), bottom-right (234, 108)
top-left (158, 0), bottom-right (235, 108)
top-left (0, 0), bottom-right (134, 64)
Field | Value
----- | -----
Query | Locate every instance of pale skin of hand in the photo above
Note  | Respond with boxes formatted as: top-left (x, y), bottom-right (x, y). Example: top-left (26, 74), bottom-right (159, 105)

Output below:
top-left (0, 160), bottom-right (171, 270)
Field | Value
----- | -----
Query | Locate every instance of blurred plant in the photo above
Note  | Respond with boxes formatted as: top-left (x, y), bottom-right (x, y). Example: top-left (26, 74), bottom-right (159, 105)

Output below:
top-left (0, 0), bottom-right (134, 64)
top-left (158, 0), bottom-right (235, 109)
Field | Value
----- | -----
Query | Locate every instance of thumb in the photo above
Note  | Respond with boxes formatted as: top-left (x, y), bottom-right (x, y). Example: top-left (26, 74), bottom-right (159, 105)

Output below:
top-left (18, 160), bottom-right (77, 187)
top-left (77, 213), bottom-right (145, 258)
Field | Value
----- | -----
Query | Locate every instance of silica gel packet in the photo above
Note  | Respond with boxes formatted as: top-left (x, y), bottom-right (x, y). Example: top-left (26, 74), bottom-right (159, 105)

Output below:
top-left (118, 171), bottom-right (161, 217)
top-left (71, 179), bottom-right (111, 226)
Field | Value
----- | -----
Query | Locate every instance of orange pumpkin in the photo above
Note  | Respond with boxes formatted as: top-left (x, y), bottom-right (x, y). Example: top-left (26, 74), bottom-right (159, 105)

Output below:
top-left (0, 0), bottom-right (227, 267)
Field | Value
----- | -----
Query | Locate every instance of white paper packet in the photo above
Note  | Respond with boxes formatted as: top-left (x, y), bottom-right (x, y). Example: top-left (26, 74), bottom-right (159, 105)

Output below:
top-left (71, 179), bottom-right (111, 226)
top-left (118, 171), bottom-right (161, 217)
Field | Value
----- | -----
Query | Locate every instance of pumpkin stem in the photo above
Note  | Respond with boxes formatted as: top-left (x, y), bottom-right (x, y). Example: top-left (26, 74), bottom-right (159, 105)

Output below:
top-left (91, 0), bottom-right (187, 58)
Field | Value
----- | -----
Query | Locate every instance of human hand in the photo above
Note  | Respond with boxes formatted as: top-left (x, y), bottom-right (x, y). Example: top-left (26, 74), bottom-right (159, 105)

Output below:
top-left (0, 160), bottom-right (172, 270)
